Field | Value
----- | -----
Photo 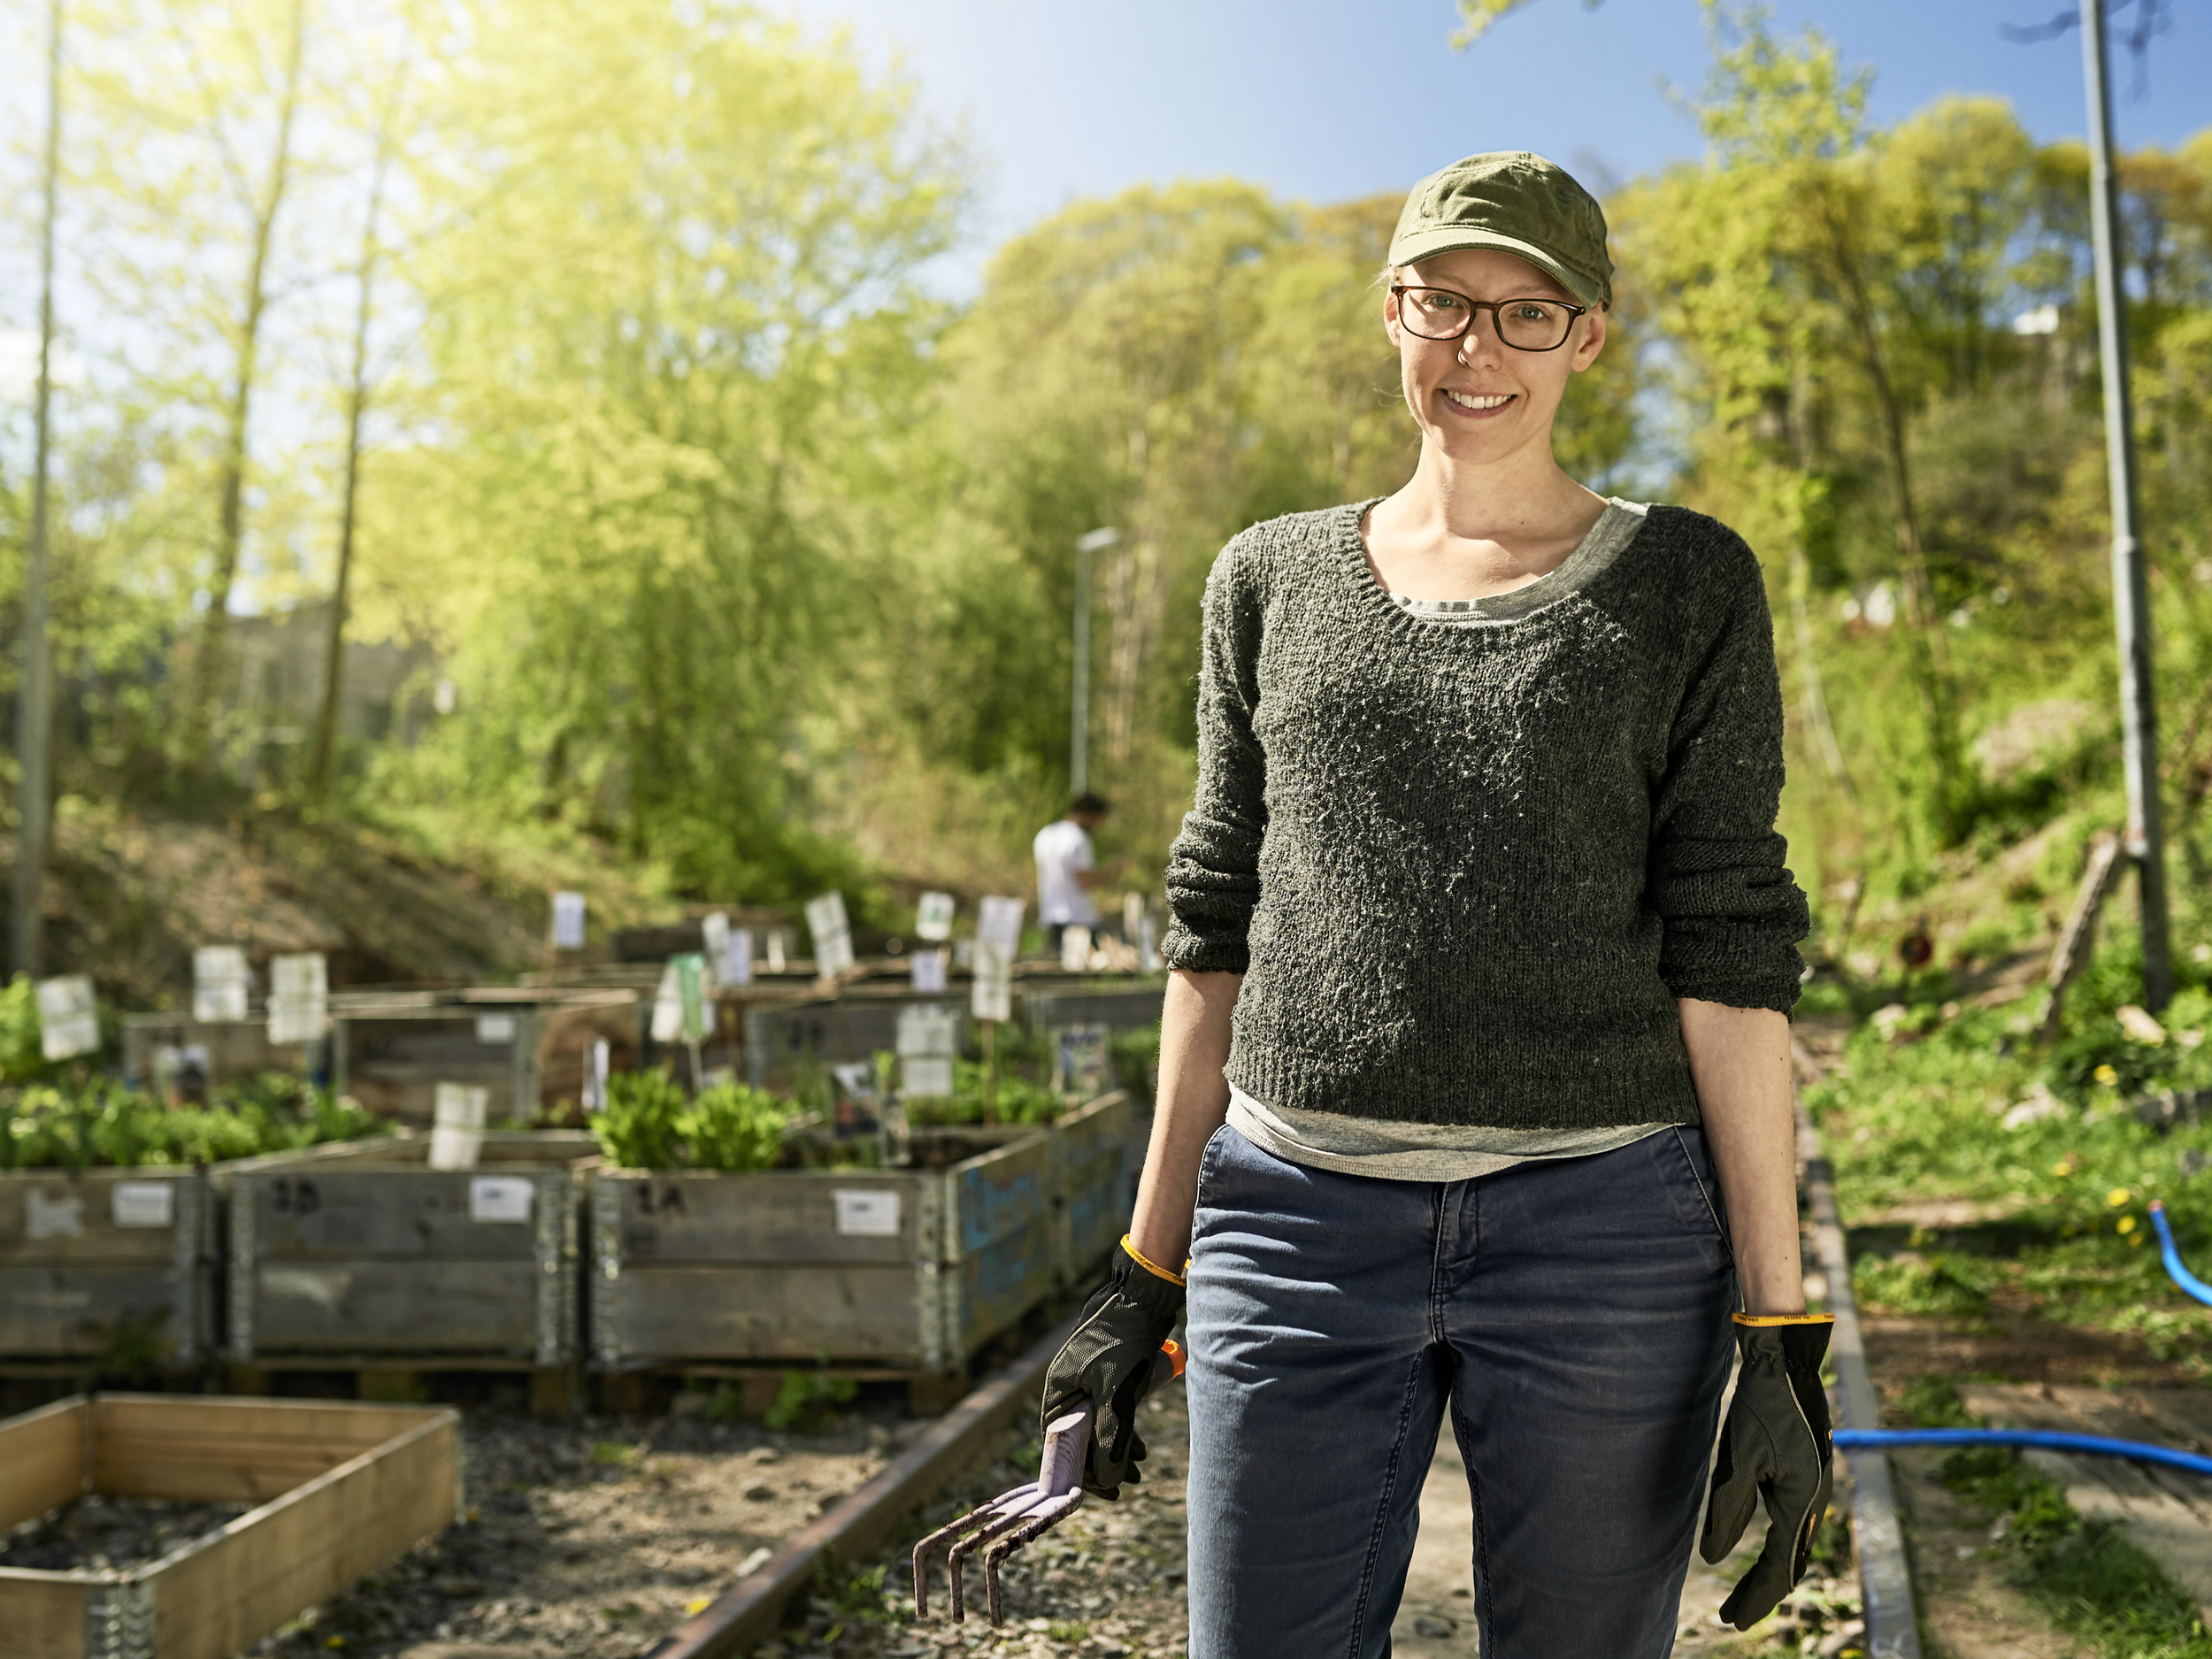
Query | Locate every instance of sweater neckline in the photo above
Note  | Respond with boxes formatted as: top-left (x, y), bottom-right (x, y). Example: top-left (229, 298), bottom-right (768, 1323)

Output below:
top-left (1340, 497), bottom-right (1650, 636)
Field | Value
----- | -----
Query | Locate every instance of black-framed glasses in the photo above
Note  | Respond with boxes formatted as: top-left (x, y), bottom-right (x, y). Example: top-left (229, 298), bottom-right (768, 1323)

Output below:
top-left (1391, 285), bottom-right (1586, 352)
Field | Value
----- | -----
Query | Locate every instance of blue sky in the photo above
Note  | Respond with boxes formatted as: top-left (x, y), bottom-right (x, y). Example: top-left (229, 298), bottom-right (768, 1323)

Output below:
top-left (772, 0), bottom-right (2212, 290)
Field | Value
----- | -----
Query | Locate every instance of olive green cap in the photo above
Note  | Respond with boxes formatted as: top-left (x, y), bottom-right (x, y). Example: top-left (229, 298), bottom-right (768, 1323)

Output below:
top-left (1388, 150), bottom-right (1614, 309)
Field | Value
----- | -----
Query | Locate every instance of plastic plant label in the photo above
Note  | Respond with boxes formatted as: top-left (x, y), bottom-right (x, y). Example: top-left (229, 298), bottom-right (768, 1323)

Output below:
top-left (35, 975), bottom-right (99, 1062)
top-left (1123, 892), bottom-right (1144, 940)
top-left (978, 895), bottom-right (1025, 952)
top-left (1054, 1025), bottom-right (1113, 1099)
top-left (673, 953), bottom-right (709, 1044)
top-left (901, 1056), bottom-right (955, 1098)
top-left (582, 1039), bottom-right (611, 1113)
top-left (111, 1182), bottom-right (176, 1229)
top-left (430, 1082), bottom-right (490, 1171)
top-left (27, 1189), bottom-right (85, 1240)
top-left (1059, 925), bottom-right (1092, 973)
top-left (916, 891), bottom-right (956, 942)
top-left (833, 1189), bottom-right (902, 1237)
top-left (726, 927), bottom-right (754, 987)
top-left (192, 946), bottom-right (251, 1024)
top-left (972, 939), bottom-right (1013, 1024)
top-left (701, 913), bottom-right (732, 985)
top-left (468, 1176), bottom-right (534, 1224)
top-left (650, 961), bottom-right (683, 1042)
top-left (764, 931), bottom-right (787, 973)
top-left (1139, 914), bottom-right (1160, 973)
top-left (475, 1014), bottom-right (517, 1043)
top-left (551, 891), bottom-right (587, 949)
top-left (897, 1004), bottom-right (960, 1057)
top-left (910, 948), bottom-right (948, 995)
top-left (805, 892), bottom-right (856, 978)
top-left (266, 954), bottom-right (328, 1045)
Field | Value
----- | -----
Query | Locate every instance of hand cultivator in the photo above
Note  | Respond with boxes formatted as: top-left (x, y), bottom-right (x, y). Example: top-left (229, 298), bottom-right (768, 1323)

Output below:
top-left (911, 1340), bottom-right (1184, 1626)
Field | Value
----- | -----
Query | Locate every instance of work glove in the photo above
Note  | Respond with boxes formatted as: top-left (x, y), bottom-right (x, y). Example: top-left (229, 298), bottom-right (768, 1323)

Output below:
top-left (1041, 1235), bottom-right (1185, 1501)
top-left (1701, 1311), bottom-right (1836, 1631)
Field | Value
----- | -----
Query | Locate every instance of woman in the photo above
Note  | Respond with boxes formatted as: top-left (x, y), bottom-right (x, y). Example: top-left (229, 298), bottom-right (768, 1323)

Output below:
top-left (1044, 151), bottom-right (1832, 1658)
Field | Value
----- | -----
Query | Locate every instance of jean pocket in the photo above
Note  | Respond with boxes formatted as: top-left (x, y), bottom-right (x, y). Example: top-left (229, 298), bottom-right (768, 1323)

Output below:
top-left (1664, 1125), bottom-right (1733, 1256)
top-left (1194, 1121), bottom-right (1237, 1210)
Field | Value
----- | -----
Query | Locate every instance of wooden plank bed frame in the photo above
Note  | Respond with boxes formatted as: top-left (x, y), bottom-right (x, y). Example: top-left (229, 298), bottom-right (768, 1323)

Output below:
top-left (0, 1394), bottom-right (460, 1659)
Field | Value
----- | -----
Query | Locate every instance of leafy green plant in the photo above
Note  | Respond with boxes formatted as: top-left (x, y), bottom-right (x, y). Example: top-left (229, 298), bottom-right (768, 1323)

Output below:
top-left (588, 1071), bottom-right (793, 1171)
top-left (679, 1083), bottom-right (791, 1171)
top-left (0, 1074), bottom-right (384, 1171)
top-left (590, 1071), bottom-right (687, 1170)
top-left (765, 1368), bottom-right (857, 1432)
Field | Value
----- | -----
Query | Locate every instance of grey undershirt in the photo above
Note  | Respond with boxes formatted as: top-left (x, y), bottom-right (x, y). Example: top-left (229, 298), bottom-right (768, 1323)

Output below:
top-left (1230, 502), bottom-right (1668, 1182)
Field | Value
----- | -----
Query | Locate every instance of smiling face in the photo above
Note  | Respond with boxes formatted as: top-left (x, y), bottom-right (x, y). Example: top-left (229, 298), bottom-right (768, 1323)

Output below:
top-left (1385, 245), bottom-right (1608, 470)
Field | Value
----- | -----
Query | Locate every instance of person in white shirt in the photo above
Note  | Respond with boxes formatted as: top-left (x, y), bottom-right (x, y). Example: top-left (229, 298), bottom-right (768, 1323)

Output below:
top-left (1033, 794), bottom-right (1113, 949)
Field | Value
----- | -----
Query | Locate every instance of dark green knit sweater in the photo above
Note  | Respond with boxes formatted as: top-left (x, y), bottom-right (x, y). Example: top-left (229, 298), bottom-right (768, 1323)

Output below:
top-left (1160, 500), bottom-right (1809, 1130)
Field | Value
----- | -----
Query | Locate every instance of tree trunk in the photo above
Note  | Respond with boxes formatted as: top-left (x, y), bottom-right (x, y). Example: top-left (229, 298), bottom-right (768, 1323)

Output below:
top-left (1816, 191), bottom-right (1964, 839)
top-left (308, 118), bottom-right (391, 807)
top-left (187, 0), bottom-right (309, 758)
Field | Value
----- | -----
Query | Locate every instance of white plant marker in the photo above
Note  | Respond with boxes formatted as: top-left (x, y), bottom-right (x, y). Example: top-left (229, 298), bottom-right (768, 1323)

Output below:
top-left (916, 891), bottom-right (956, 942)
top-left (192, 947), bottom-right (250, 1024)
top-left (1059, 925), bottom-right (1092, 974)
top-left (550, 891), bottom-right (587, 950)
top-left (266, 954), bottom-right (328, 1046)
top-left (977, 895), bottom-right (1024, 954)
top-left (972, 940), bottom-right (1014, 1025)
top-left (650, 961), bottom-right (683, 1043)
top-left (765, 930), bottom-right (787, 973)
top-left (806, 892), bottom-right (856, 979)
top-left (910, 948), bottom-right (948, 995)
top-left (429, 1081), bottom-right (490, 1171)
top-left (581, 1039), bottom-right (611, 1114)
top-left (897, 1003), bottom-right (960, 1099)
top-left (35, 974), bottom-right (98, 1061)
top-left (701, 913), bottom-right (732, 986)
top-left (726, 927), bottom-right (755, 987)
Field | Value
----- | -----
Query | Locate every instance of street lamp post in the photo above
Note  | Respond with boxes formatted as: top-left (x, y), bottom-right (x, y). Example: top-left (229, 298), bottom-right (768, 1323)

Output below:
top-left (2080, 0), bottom-right (2173, 1010)
top-left (1071, 527), bottom-right (1118, 797)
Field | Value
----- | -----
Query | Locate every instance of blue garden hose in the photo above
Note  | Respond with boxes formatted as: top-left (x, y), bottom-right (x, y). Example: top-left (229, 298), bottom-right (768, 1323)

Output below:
top-left (2148, 1201), bottom-right (2212, 1308)
top-left (1832, 1427), bottom-right (2212, 1479)
top-left (1826, 1200), bottom-right (2212, 1476)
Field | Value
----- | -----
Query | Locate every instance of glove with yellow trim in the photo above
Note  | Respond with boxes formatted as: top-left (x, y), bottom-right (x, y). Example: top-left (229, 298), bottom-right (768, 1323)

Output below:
top-left (1041, 1236), bottom-right (1185, 1500)
top-left (1701, 1311), bottom-right (1836, 1630)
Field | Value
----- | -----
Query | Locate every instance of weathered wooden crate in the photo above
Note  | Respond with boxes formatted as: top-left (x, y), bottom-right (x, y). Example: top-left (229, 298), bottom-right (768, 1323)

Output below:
top-left (0, 1392), bottom-right (458, 1659)
top-left (1020, 983), bottom-right (1164, 1036)
top-left (119, 1016), bottom-right (298, 1095)
top-left (1052, 1091), bottom-right (1134, 1286)
top-left (741, 990), bottom-right (922, 1093)
top-left (587, 1125), bottom-right (1056, 1375)
top-left (331, 999), bottom-right (544, 1124)
top-left (0, 1168), bottom-right (214, 1367)
top-left (224, 1132), bottom-right (590, 1369)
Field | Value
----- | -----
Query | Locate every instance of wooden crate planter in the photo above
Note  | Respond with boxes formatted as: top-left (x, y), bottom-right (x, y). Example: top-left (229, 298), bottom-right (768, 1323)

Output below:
top-left (224, 1133), bottom-right (590, 1370)
top-left (0, 1393), bottom-right (458, 1659)
top-left (1052, 1091), bottom-right (1134, 1286)
top-left (587, 1125), bottom-right (1056, 1375)
top-left (118, 1016), bottom-right (297, 1096)
top-left (0, 1168), bottom-right (213, 1368)
top-left (331, 999), bottom-right (544, 1124)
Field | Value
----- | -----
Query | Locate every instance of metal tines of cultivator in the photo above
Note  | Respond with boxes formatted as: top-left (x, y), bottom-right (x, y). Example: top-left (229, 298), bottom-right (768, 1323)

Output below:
top-left (912, 1340), bottom-right (1183, 1627)
top-left (911, 1404), bottom-right (1094, 1626)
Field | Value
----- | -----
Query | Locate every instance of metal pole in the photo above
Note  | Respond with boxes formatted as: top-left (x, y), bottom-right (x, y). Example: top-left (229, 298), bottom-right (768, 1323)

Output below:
top-left (2080, 0), bottom-right (2173, 1011)
top-left (12, 0), bottom-right (63, 982)
top-left (1071, 527), bottom-right (1118, 797)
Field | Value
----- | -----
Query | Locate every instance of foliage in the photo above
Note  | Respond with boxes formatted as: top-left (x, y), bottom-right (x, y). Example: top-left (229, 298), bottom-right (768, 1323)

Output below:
top-left (764, 1367), bottom-right (859, 1434)
top-left (1809, 945), bottom-right (2212, 1356)
top-left (1936, 1415), bottom-right (2212, 1657)
top-left (589, 1071), bottom-right (793, 1171)
top-left (0, 1072), bottom-right (383, 1170)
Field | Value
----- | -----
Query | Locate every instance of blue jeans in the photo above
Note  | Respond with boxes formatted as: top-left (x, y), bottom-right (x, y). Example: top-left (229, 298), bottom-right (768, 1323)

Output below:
top-left (1185, 1123), bottom-right (1737, 1659)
